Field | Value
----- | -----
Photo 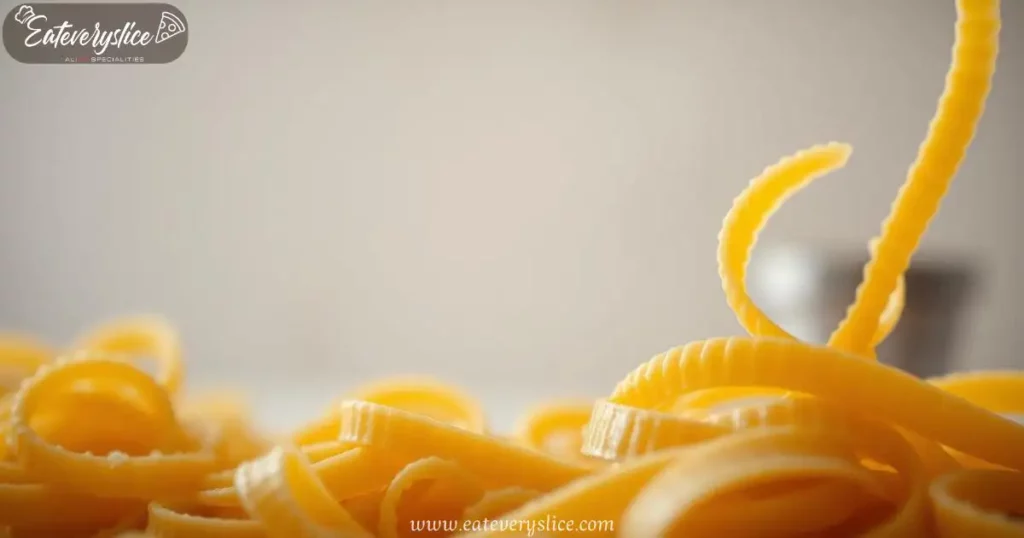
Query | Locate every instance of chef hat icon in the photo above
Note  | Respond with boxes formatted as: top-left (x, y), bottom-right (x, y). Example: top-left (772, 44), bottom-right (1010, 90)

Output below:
top-left (14, 5), bottom-right (35, 24)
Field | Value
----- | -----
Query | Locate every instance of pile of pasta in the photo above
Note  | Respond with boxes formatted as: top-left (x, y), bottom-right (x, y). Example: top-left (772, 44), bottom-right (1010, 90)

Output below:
top-left (1, 0), bottom-right (1019, 536)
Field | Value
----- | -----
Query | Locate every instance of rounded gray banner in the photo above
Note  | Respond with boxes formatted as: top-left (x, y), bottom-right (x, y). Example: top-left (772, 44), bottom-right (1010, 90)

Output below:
top-left (3, 3), bottom-right (187, 64)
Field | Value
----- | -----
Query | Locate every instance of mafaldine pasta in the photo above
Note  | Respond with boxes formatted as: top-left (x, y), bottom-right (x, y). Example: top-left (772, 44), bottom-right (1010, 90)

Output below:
top-left (0, 0), bottom-right (1016, 536)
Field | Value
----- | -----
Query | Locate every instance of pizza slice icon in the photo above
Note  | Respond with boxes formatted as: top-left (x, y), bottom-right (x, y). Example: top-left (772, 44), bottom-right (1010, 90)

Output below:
top-left (155, 11), bottom-right (186, 44)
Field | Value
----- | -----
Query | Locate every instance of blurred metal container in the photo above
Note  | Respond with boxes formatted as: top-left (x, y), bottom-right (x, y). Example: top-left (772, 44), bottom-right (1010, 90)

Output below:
top-left (750, 246), bottom-right (976, 378)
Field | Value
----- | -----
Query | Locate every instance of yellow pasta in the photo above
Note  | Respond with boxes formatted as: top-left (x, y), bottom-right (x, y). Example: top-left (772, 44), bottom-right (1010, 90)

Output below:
top-left (291, 377), bottom-right (486, 447)
top-left (72, 316), bottom-right (184, 396)
top-left (233, 446), bottom-right (370, 538)
top-left (346, 378), bottom-right (487, 434)
top-left (827, 0), bottom-right (1001, 357)
top-left (460, 488), bottom-right (540, 524)
top-left (717, 142), bottom-right (906, 353)
top-left (146, 503), bottom-right (263, 538)
top-left (0, 0), bottom-right (1015, 536)
top-left (0, 335), bottom-right (53, 396)
top-left (376, 457), bottom-right (483, 538)
top-left (513, 400), bottom-right (600, 463)
top-left (581, 399), bottom-right (726, 460)
top-left (337, 401), bottom-right (591, 491)
top-left (8, 355), bottom-right (216, 499)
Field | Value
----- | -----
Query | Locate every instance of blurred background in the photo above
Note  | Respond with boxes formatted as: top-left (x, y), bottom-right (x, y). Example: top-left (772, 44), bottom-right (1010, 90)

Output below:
top-left (1, 1), bottom-right (1021, 431)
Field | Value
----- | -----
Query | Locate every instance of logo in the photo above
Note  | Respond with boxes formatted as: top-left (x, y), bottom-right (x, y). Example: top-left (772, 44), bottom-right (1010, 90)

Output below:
top-left (3, 3), bottom-right (187, 64)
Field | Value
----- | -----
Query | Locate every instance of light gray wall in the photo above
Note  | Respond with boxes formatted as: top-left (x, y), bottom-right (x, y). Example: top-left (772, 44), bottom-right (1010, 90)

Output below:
top-left (2, 1), bottom-right (1021, 429)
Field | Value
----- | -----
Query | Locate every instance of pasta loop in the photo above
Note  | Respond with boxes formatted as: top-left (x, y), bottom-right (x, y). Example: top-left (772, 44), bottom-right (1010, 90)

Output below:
top-left (377, 457), bottom-right (484, 538)
top-left (514, 400), bottom-right (602, 463)
top-left (73, 317), bottom-right (184, 396)
top-left (233, 446), bottom-right (371, 538)
top-left (7, 355), bottom-right (215, 499)
top-left (337, 401), bottom-right (591, 492)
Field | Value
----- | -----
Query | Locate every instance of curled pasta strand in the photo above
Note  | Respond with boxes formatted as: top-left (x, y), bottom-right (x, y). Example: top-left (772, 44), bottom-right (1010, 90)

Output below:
top-left (717, 142), bottom-right (905, 351)
top-left (233, 446), bottom-right (371, 538)
top-left (828, 0), bottom-right (1001, 356)
top-left (145, 502), bottom-right (264, 538)
top-left (337, 401), bottom-right (591, 492)
top-left (609, 337), bottom-right (1024, 471)
top-left (291, 377), bottom-right (488, 448)
top-left (926, 371), bottom-right (1024, 471)
top-left (930, 469), bottom-right (1024, 537)
top-left (340, 490), bottom-right (385, 536)
top-left (178, 392), bottom-right (272, 469)
top-left (346, 377), bottom-right (487, 434)
top-left (513, 400), bottom-right (597, 461)
top-left (581, 400), bottom-right (726, 461)
top-left (702, 395), bottom-right (961, 476)
top-left (619, 419), bottom-right (930, 537)
top-left (7, 356), bottom-right (215, 498)
top-left (72, 316), bottom-right (184, 396)
top-left (451, 446), bottom-right (689, 537)
top-left (292, 414), bottom-right (343, 447)
top-left (929, 371), bottom-right (1024, 413)
top-left (624, 454), bottom-right (900, 537)
top-left (460, 487), bottom-right (540, 524)
top-left (197, 446), bottom-right (404, 508)
top-left (377, 457), bottom-right (483, 538)
top-left (668, 386), bottom-right (789, 413)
